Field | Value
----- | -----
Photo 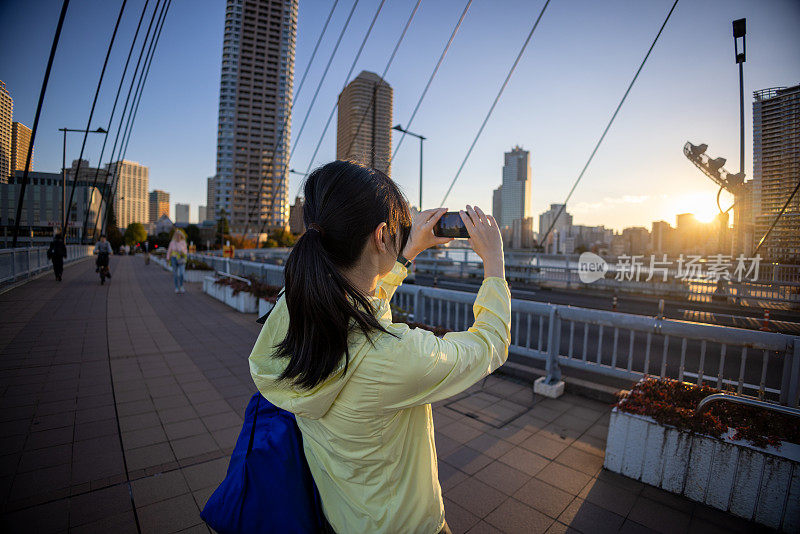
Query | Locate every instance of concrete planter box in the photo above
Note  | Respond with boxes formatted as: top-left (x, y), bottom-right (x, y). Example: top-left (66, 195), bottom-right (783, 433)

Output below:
top-left (258, 298), bottom-right (275, 318)
top-left (184, 269), bottom-right (211, 283)
top-left (202, 276), bottom-right (258, 313)
top-left (605, 408), bottom-right (800, 531)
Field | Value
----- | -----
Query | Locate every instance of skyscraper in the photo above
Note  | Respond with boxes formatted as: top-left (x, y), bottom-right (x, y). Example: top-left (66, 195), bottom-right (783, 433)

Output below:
top-left (206, 176), bottom-right (215, 219)
top-left (198, 205), bottom-right (208, 222)
top-left (11, 122), bottom-right (32, 174)
top-left (214, 0), bottom-right (298, 233)
top-left (539, 204), bottom-right (573, 254)
top-left (149, 189), bottom-right (170, 224)
top-left (492, 186), bottom-right (502, 227)
top-left (499, 146), bottom-right (532, 248)
top-left (0, 81), bottom-right (12, 183)
top-left (110, 160), bottom-right (149, 228)
top-left (752, 85), bottom-right (800, 261)
top-left (336, 71), bottom-right (393, 176)
top-left (175, 203), bottom-right (190, 224)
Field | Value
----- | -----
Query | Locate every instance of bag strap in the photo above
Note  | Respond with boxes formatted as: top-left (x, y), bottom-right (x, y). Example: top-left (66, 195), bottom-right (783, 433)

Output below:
top-left (246, 394), bottom-right (261, 456)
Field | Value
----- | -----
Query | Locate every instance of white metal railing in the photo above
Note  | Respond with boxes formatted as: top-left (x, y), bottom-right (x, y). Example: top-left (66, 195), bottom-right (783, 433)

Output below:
top-left (187, 253), bottom-right (800, 407)
top-left (0, 245), bottom-right (93, 286)
top-left (393, 284), bottom-right (800, 408)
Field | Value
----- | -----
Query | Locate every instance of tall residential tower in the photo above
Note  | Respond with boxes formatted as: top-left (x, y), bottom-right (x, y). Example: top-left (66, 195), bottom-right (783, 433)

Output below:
top-left (497, 146), bottom-right (533, 248)
top-left (752, 85), bottom-right (800, 261)
top-left (211, 0), bottom-right (298, 233)
top-left (336, 71), bottom-right (393, 176)
top-left (0, 81), bottom-right (12, 183)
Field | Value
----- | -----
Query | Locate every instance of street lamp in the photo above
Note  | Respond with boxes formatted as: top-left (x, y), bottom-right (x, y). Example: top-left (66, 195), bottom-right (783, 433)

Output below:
top-left (392, 124), bottom-right (426, 210)
top-left (58, 126), bottom-right (107, 237)
top-left (732, 18), bottom-right (746, 175)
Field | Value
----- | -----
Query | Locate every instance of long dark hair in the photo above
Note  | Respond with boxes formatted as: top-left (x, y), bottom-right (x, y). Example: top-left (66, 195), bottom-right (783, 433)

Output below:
top-left (275, 161), bottom-right (412, 389)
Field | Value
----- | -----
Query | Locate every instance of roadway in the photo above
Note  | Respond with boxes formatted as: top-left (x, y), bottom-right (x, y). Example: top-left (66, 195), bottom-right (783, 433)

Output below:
top-left (412, 274), bottom-right (800, 335)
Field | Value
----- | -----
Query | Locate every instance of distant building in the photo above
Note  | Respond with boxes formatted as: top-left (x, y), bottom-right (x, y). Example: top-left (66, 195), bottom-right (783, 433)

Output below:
top-left (198, 205), bottom-right (208, 223)
top-left (175, 203), bottom-right (190, 224)
top-left (336, 71), bottom-right (393, 176)
top-left (500, 146), bottom-right (532, 233)
top-left (2, 170), bottom-right (104, 244)
top-left (109, 160), bottom-right (149, 229)
top-left (621, 226), bottom-right (650, 256)
top-left (752, 85), bottom-right (800, 261)
top-left (214, 0), bottom-right (298, 232)
top-left (492, 186), bottom-right (502, 227)
top-left (572, 224), bottom-right (613, 253)
top-left (650, 220), bottom-right (674, 256)
top-left (0, 81), bottom-right (12, 183)
top-left (206, 176), bottom-right (216, 219)
top-left (149, 190), bottom-right (169, 224)
top-left (154, 214), bottom-right (174, 236)
top-left (289, 196), bottom-right (304, 234)
top-left (11, 122), bottom-right (32, 174)
top-left (539, 203), bottom-right (573, 254)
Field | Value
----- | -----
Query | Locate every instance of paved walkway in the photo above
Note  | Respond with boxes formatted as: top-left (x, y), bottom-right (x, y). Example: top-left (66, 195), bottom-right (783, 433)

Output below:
top-left (0, 257), bottom-right (765, 533)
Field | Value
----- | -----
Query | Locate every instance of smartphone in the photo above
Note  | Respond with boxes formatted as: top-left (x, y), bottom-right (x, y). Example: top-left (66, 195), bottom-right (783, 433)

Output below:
top-left (434, 212), bottom-right (470, 238)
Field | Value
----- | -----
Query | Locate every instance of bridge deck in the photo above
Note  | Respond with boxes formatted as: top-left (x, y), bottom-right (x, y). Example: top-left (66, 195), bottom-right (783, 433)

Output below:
top-left (0, 257), bottom-right (759, 533)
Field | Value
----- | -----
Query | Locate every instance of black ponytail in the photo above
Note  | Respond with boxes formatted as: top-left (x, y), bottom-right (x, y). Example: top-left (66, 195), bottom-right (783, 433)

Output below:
top-left (274, 161), bottom-right (411, 389)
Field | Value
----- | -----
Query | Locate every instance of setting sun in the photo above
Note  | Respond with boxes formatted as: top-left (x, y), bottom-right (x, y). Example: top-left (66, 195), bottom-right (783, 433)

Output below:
top-left (667, 191), bottom-right (731, 225)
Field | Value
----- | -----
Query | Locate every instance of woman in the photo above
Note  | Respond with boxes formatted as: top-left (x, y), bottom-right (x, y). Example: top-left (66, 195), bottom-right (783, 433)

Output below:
top-left (167, 230), bottom-right (188, 293)
top-left (249, 161), bottom-right (510, 534)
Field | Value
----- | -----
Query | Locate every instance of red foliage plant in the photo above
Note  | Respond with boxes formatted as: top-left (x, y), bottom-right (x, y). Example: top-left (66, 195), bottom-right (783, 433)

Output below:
top-left (616, 378), bottom-right (800, 449)
top-left (214, 276), bottom-right (282, 302)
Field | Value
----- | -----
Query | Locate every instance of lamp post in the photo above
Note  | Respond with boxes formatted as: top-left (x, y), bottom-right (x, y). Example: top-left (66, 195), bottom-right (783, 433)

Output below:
top-left (392, 125), bottom-right (426, 210)
top-left (732, 18), bottom-right (746, 176)
top-left (59, 126), bottom-right (107, 238)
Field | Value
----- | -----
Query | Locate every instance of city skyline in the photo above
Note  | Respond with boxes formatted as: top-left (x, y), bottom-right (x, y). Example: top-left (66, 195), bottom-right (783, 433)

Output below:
top-left (0, 1), bottom-right (798, 232)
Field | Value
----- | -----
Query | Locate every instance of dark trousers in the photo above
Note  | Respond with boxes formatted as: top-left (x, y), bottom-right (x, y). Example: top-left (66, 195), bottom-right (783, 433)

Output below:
top-left (52, 259), bottom-right (64, 278)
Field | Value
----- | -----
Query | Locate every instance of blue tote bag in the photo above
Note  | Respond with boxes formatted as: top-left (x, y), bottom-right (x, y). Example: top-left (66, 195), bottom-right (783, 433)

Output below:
top-left (200, 393), bottom-right (327, 533)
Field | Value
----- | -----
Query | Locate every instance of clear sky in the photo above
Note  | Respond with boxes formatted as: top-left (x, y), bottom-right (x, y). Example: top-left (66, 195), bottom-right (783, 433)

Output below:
top-left (1, 0), bottom-right (798, 230)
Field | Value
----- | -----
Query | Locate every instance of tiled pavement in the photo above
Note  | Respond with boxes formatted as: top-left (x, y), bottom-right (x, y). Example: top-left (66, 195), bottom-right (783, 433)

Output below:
top-left (0, 257), bottom-right (766, 533)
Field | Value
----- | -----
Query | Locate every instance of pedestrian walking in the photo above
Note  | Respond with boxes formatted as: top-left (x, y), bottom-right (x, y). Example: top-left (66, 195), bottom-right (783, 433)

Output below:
top-left (167, 230), bottom-right (188, 293)
top-left (142, 240), bottom-right (150, 265)
top-left (47, 233), bottom-right (67, 281)
top-left (249, 161), bottom-right (510, 534)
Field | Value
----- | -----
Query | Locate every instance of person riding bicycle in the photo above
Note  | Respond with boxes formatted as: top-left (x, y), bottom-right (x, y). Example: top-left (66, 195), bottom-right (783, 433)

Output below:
top-left (94, 235), bottom-right (113, 278)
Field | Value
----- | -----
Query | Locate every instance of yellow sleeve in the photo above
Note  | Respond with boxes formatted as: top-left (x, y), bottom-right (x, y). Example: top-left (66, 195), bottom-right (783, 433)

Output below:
top-left (374, 277), bottom-right (511, 410)
top-left (375, 261), bottom-right (408, 301)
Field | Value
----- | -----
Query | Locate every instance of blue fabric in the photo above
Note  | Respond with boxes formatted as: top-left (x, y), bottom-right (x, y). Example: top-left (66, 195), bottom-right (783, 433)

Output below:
top-left (200, 393), bottom-right (326, 534)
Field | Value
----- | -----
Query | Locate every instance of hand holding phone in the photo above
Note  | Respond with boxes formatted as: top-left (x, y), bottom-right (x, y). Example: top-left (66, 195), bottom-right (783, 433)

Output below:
top-left (433, 212), bottom-right (470, 238)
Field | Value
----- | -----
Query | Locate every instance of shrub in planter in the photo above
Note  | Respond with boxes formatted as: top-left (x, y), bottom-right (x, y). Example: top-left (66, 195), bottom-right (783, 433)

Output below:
top-left (213, 276), bottom-right (281, 301)
top-left (186, 258), bottom-right (213, 271)
top-left (606, 378), bottom-right (800, 530)
top-left (615, 377), bottom-right (799, 449)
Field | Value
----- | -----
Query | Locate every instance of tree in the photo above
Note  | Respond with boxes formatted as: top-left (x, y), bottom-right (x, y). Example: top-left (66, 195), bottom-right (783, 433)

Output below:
top-left (123, 222), bottom-right (147, 246)
top-left (216, 213), bottom-right (230, 245)
top-left (104, 197), bottom-right (124, 251)
top-left (185, 224), bottom-right (200, 246)
top-left (264, 228), bottom-right (296, 248)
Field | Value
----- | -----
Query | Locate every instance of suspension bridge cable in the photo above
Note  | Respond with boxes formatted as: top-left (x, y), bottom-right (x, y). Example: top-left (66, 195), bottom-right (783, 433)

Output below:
top-left (342, 0), bottom-right (422, 161)
top-left (102, 0), bottom-right (171, 235)
top-left (63, 0), bottom-right (128, 232)
top-left (92, 0), bottom-right (164, 234)
top-left (257, 0), bottom-right (387, 236)
top-left (389, 0), bottom-right (472, 166)
top-left (439, 0), bottom-right (551, 207)
top-left (120, 0), bottom-right (171, 158)
top-left (299, 0), bottom-right (388, 178)
top-left (11, 0), bottom-right (70, 248)
top-left (753, 177), bottom-right (800, 256)
top-left (536, 0), bottom-right (679, 251)
top-left (82, 0), bottom-right (152, 239)
top-left (241, 0), bottom-right (341, 234)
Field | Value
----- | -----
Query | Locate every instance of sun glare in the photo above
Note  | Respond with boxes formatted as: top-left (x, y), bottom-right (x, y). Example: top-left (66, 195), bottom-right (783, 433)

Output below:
top-left (668, 192), bottom-right (726, 225)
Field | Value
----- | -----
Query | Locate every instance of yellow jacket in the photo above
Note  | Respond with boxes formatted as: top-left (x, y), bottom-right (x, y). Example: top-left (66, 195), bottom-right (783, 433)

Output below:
top-left (249, 262), bottom-right (511, 533)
